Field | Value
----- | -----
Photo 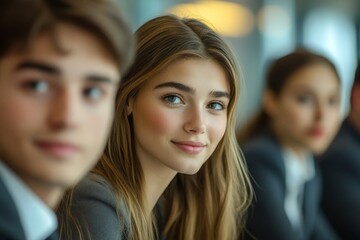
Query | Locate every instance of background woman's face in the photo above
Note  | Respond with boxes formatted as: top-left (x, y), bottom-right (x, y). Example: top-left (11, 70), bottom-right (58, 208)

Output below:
top-left (268, 63), bottom-right (341, 154)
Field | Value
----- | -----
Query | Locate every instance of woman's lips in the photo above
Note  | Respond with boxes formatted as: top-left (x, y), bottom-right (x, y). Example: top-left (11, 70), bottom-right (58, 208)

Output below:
top-left (171, 141), bottom-right (206, 155)
top-left (308, 127), bottom-right (324, 138)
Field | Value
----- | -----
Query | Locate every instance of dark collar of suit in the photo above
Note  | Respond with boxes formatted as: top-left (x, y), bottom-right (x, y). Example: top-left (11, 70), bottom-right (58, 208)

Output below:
top-left (0, 175), bottom-right (26, 239)
top-left (46, 231), bottom-right (58, 240)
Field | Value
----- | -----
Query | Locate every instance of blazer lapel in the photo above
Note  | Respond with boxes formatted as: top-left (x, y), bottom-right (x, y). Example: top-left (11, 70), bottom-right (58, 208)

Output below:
top-left (46, 231), bottom-right (58, 240)
top-left (302, 172), bottom-right (321, 239)
top-left (0, 176), bottom-right (26, 239)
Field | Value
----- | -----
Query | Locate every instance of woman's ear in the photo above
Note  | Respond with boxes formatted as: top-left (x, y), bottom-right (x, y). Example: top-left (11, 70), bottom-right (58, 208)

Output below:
top-left (263, 90), bottom-right (278, 117)
top-left (126, 97), bottom-right (134, 116)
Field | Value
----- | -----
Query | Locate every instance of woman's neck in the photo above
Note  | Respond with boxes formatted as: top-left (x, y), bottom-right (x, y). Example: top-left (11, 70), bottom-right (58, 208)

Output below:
top-left (271, 123), bottom-right (310, 161)
top-left (140, 158), bottom-right (177, 217)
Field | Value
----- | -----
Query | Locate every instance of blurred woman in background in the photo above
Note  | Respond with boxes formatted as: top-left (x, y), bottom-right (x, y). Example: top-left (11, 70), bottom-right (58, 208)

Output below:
top-left (238, 50), bottom-right (341, 240)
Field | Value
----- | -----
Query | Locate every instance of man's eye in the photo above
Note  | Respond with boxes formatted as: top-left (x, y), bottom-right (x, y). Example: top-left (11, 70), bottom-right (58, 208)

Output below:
top-left (24, 81), bottom-right (49, 93)
top-left (84, 87), bottom-right (103, 100)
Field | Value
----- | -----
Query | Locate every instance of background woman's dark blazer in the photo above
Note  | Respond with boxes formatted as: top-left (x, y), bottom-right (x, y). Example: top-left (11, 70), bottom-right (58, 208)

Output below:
top-left (319, 119), bottom-right (360, 240)
top-left (242, 132), bottom-right (338, 240)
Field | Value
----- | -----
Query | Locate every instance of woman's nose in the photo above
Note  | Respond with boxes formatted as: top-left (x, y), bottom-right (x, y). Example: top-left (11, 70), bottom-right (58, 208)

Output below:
top-left (183, 107), bottom-right (206, 134)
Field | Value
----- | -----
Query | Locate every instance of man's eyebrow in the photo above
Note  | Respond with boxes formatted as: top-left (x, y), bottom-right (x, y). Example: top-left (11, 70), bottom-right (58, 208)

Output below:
top-left (154, 81), bottom-right (195, 93)
top-left (16, 60), bottom-right (60, 75)
top-left (16, 60), bottom-right (118, 85)
top-left (210, 90), bottom-right (230, 98)
top-left (86, 75), bottom-right (119, 85)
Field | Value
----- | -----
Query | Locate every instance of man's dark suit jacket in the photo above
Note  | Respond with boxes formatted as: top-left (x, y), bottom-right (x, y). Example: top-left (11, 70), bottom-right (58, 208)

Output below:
top-left (242, 132), bottom-right (338, 240)
top-left (0, 176), bottom-right (58, 240)
top-left (319, 118), bottom-right (360, 240)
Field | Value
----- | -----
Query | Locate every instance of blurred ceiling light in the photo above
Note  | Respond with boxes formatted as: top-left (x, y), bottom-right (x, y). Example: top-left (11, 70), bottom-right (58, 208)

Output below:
top-left (257, 5), bottom-right (291, 38)
top-left (168, 0), bottom-right (254, 37)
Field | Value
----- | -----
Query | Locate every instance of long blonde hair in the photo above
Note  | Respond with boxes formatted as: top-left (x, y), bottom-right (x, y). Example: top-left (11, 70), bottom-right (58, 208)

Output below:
top-left (59, 15), bottom-right (252, 240)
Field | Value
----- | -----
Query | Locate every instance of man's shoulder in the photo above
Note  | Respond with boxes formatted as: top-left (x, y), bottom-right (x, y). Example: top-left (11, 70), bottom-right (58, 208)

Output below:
top-left (323, 127), bottom-right (360, 159)
top-left (320, 123), bottom-right (360, 170)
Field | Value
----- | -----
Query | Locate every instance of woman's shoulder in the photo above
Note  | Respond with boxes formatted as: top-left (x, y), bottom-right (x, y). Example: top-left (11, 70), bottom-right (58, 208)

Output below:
top-left (73, 173), bottom-right (124, 214)
top-left (73, 173), bottom-right (115, 202)
top-left (71, 173), bottom-right (131, 239)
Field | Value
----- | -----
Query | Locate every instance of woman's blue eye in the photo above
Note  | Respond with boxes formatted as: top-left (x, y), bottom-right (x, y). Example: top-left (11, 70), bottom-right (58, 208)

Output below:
top-left (208, 102), bottom-right (224, 111)
top-left (164, 95), bottom-right (182, 104)
top-left (297, 95), bottom-right (312, 104)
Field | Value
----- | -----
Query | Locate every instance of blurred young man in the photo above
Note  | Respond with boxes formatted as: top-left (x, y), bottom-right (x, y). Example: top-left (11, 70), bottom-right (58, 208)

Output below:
top-left (319, 63), bottom-right (360, 240)
top-left (0, 1), bottom-right (134, 239)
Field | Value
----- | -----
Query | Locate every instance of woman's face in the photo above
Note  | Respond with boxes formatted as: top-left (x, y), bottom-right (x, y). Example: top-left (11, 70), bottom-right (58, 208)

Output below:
top-left (268, 63), bottom-right (341, 155)
top-left (127, 58), bottom-right (230, 175)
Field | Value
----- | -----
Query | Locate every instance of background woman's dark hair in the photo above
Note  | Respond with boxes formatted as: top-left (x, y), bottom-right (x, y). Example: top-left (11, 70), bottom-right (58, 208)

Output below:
top-left (237, 49), bottom-right (340, 144)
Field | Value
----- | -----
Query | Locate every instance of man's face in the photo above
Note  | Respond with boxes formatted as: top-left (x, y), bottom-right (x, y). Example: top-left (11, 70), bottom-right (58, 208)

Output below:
top-left (0, 23), bottom-right (120, 192)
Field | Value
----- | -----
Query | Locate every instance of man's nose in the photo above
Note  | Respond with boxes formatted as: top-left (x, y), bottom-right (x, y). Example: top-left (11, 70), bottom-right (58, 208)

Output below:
top-left (48, 89), bottom-right (83, 130)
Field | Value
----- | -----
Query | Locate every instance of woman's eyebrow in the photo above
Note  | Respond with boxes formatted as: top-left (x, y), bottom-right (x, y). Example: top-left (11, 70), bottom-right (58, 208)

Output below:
top-left (210, 90), bottom-right (230, 98)
top-left (154, 81), bottom-right (195, 94)
top-left (155, 81), bottom-right (230, 99)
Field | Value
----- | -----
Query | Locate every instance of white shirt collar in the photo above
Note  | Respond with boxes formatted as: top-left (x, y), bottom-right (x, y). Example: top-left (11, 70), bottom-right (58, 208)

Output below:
top-left (0, 161), bottom-right (57, 240)
top-left (282, 148), bottom-right (315, 229)
top-left (283, 149), bottom-right (315, 183)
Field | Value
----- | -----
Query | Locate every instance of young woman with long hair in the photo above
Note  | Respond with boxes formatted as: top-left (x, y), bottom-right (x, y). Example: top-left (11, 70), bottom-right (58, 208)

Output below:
top-left (58, 15), bottom-right (252, 240)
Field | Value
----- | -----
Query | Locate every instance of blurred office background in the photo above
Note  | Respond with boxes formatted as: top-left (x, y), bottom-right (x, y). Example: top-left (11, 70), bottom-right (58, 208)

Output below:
top-left (116, 0), bottom-right (360, 129)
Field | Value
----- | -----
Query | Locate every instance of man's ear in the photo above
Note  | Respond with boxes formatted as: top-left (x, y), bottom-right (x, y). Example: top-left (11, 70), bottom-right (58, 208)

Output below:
top-left (126, 97), bottom-right (134, 116)
top-left (263, 90), bottom-right (278, 117)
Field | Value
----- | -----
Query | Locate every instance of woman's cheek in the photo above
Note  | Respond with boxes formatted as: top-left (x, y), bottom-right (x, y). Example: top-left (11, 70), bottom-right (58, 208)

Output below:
top-left (142, 106), bottom-right (178, 134)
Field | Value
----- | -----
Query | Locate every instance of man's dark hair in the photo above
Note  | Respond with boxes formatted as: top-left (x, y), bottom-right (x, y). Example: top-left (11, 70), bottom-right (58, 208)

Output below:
top-left (0, 0), bottom-right (134, 73)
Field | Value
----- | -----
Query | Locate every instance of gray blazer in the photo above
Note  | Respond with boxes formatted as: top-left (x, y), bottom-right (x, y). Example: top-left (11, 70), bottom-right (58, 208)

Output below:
top-left (64, 173), bottom-right (131, 240)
